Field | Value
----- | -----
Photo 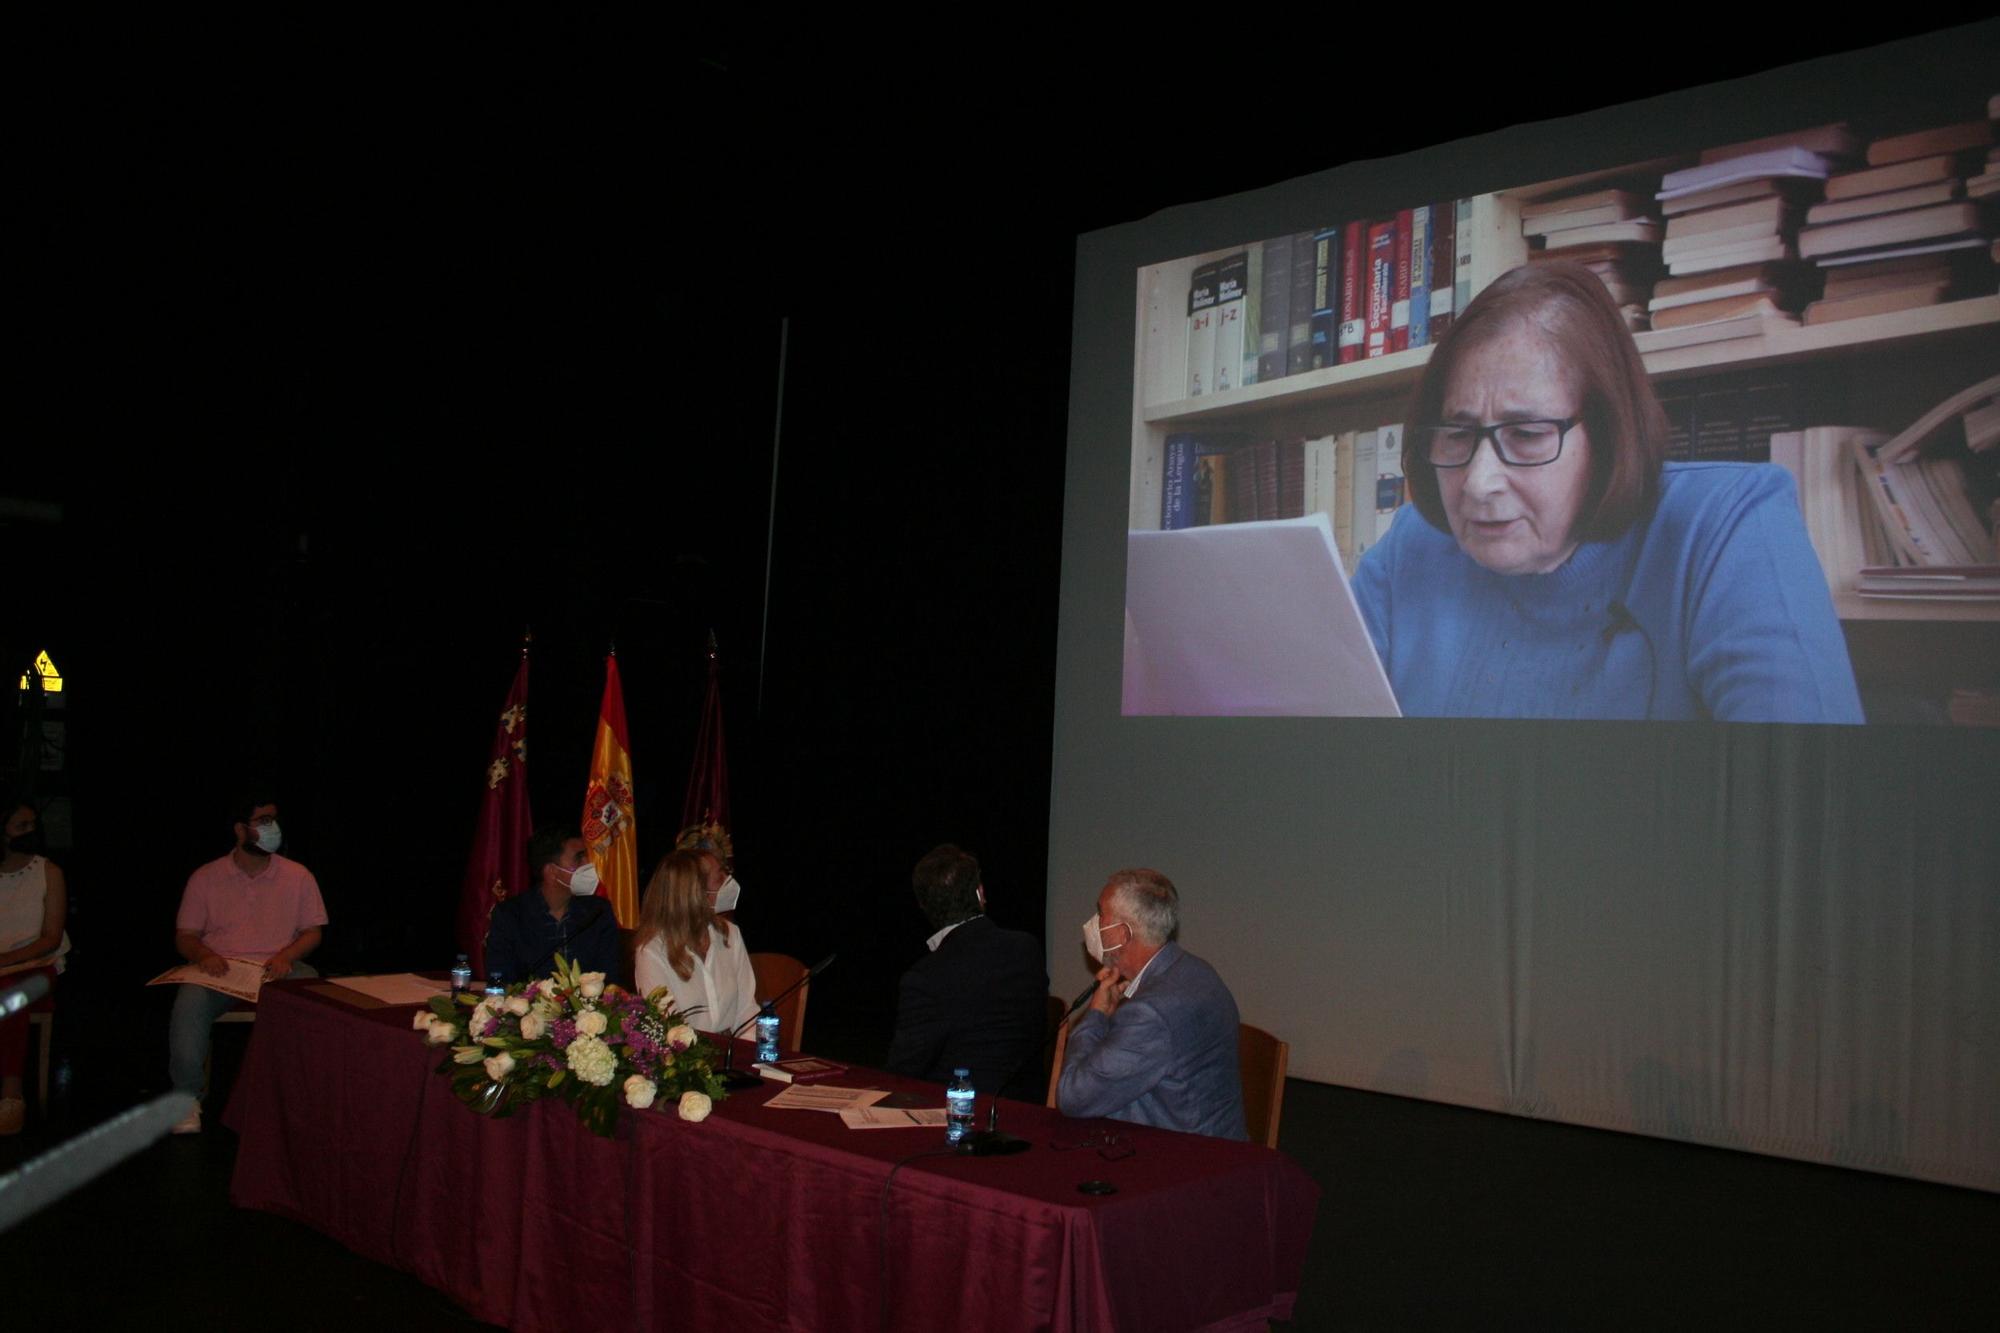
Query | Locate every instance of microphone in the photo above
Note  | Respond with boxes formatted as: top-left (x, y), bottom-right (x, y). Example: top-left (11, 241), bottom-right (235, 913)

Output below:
top-left (720, 953), bottom-right (835, 1088)
top-left (1602, 601), bottom-right (1640, 644)
top-left (1058, 977), bottom-right (1098, 1028)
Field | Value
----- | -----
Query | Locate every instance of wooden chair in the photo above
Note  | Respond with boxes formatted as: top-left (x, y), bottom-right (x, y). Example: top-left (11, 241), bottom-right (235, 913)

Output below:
top-left (1238, 1022), bottom-right (1290, 1148)
top-left (1047, 1013), bottom-right (1291, 1147)
top-left (749, 952), bottom-right (810, 1050)
top-left (1040, 994), bottom-right (1066, 1106)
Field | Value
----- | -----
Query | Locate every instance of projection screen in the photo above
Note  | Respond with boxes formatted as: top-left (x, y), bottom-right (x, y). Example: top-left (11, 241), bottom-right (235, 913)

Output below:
top-left (1048, 23), bottom-right (2000, 1191)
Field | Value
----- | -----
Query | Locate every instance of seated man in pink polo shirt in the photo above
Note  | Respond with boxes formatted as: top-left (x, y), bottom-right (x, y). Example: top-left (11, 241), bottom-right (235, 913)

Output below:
top-left (168, 795), bottom-right (328, 1134)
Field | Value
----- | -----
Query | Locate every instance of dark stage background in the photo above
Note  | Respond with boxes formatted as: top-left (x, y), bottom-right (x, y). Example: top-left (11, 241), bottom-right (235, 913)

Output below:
top-left (7, 23), bottom-right (1996, 1319)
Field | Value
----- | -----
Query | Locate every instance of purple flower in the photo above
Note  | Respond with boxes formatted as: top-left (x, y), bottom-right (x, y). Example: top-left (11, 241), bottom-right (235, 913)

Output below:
top-left (550, 1018), bottom-right (578, 1049)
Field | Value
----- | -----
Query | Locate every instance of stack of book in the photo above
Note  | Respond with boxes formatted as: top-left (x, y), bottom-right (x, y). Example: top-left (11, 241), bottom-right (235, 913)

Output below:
top-left (1642, 125), bottom-right (1858, 347)
top-left (1799, 112), bottom-right (1997, 323)
top-left (1520, 189), bottom-right (1659, 328)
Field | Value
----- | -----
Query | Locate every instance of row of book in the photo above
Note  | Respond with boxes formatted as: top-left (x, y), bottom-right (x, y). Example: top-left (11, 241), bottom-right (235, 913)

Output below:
top-left (1182, 205), bottom-right (1470, 397)
top-left (1518, 96), bottom-right (1998, 350)
top-left (1161, 427), bottom-right (1408, 573)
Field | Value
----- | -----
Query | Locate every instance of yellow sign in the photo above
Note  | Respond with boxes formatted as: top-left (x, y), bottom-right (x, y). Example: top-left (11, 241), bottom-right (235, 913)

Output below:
top-left (16, 650), bottom-right (62, 693)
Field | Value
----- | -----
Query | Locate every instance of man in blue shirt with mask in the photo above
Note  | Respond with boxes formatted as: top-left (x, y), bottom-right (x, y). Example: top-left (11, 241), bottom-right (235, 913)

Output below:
top-left (484, 824), bottom-right (622, 986)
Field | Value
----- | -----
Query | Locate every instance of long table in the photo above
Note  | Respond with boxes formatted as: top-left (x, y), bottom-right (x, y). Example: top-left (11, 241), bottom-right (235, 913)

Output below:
top-left (225, 980), bottom-right (1318, 1331)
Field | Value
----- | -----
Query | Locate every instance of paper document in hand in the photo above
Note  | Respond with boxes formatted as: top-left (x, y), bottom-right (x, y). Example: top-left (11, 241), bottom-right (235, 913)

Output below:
top-left (1122, 515), bottom-right (1399, 716)
top-left (839, 1106), bottom-right (949, 1129)
top-left (146, 958), bottom-right (265, 1002)
top-left (763, 1084), bottom-right (889, 1113)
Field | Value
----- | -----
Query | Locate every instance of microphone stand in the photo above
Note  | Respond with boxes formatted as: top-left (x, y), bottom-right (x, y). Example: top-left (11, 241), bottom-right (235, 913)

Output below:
top-left (718, 953), bottom-right (835, 1090)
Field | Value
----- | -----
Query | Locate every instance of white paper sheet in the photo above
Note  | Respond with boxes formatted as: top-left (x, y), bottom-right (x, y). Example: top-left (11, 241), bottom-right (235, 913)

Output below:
top-left (1123, 515), bottom-right (1400, 716)
top-left (326, 973), bottom-right (451, 1005)
top-left (146, 958), bottom-right (264, 1002)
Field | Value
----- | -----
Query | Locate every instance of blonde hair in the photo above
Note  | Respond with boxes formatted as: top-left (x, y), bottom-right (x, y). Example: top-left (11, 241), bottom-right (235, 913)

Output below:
top-left (636, 848), bottom-right (733, 982)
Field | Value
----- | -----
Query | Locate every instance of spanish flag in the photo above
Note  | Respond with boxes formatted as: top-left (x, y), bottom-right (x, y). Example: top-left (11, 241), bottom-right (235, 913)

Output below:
top-left (581, 653), bottom-right (639, 927)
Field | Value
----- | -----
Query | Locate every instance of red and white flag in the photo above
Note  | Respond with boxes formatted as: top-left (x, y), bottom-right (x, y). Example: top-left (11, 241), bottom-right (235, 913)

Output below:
top-left (457, 647), bottom-right (534, 975)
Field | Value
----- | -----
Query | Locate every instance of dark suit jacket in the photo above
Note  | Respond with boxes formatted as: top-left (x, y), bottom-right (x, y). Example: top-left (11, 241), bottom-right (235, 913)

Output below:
top-left (483, 890), bottom-right (621, 987)
top-left (885, 915), bottom-right (1050, 1102)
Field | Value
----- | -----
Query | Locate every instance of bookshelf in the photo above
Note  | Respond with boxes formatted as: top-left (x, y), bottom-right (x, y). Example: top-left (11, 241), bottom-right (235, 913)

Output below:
top-left (1125, 186), bottom-right (2000, 646)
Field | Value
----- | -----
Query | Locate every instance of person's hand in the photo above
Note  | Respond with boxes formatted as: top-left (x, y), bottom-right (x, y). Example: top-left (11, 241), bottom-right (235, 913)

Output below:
top-left (1087, 964), bottom-right (1126, 1018)
top-left (198, 954), bottom-right (229, 977)
top-left (261, 954), bottom-right (290, 982)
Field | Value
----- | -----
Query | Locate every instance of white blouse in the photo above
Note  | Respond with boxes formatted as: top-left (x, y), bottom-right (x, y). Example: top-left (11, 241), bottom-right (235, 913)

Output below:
top-left (633, 923), bottom-right (760, 1033)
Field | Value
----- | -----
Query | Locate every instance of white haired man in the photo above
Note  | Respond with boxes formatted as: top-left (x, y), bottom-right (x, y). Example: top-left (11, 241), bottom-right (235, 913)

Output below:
top-left (1056, 868), bottom-right (1246, 1140)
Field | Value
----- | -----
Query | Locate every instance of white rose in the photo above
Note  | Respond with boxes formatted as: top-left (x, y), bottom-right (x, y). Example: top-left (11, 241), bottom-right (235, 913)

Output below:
top-left (483, 1052), bottom-right (516, 1081)
top-left (574, 1010), bottom-right (608, 1037)
top-left (579, 973), bottom-right (607, 999)
top-left (666, 1025), bottom-right (697, 1052)
top-left (518, 1012), bottom-right (547, 1042)
top-left (623, 1076), bottom-right (657, 1109)
top-left (426, 1022), bottom-right (457, 1045)
top-left (413, 1011), bottom-right (438, 1032)
top-left (453, 1046), bottom-right (484, 1065)
top-left (504, 995), bottom-right (532, 1016)
top-left (677, 1091), bottom-right (713, 1123)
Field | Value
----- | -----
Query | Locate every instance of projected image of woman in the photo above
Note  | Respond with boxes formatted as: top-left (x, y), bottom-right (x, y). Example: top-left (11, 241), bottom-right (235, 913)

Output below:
top-left (1351, 261), bottom-right (1863, 722)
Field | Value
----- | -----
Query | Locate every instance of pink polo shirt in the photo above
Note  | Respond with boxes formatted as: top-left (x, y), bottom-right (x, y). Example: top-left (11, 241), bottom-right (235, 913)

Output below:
top-left (175, 853), bottom-right (328, 961)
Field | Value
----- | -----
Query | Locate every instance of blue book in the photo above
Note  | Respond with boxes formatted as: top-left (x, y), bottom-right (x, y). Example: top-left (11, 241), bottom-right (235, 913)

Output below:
top-left (1163, 433), bottom-right (1200, 529)
top-left (1408, 206), bottom-right (1431, 348)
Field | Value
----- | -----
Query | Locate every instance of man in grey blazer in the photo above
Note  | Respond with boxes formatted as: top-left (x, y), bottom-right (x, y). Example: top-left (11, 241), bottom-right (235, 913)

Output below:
top-left (1057, 868), bottom-right (1247, 1140)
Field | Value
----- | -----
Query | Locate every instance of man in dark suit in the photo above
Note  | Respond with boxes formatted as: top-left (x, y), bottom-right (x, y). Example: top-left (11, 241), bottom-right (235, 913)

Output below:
top-left (885, 844), bottom-right (1050, 1102)
top-left (1057, 868), bottom-right (1247, 1140)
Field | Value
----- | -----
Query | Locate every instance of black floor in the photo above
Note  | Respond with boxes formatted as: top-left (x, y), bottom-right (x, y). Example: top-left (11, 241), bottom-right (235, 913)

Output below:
top-left (7, 988), bottom-right (1998, 1331)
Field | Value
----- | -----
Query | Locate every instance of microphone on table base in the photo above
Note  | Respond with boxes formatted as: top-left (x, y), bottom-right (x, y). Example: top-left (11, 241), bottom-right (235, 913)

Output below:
top-left (718, 953), bottom-right (836, 1090)
top-left (957, 1097), bottom-right (1029, 1157)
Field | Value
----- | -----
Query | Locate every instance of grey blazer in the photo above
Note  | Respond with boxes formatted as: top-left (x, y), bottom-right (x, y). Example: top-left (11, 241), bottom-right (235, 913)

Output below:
top-left (1057, 941), bottom-right (1248, 1141)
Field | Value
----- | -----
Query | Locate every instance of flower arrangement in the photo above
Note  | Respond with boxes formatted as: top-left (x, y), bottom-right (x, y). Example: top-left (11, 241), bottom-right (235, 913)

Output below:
top-left (414, 954), bottom-right (725, 1137)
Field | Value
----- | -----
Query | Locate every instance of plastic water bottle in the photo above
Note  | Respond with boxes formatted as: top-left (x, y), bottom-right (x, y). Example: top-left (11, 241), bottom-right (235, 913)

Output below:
top-left (946, 1069), bottom-right (976, 1146)
top-left (484, 972), bottom-right (505, 998)
top-left (755, 1006), bottom-right (780, 1063)
top-left (450, 955), bottom-right (473, 995)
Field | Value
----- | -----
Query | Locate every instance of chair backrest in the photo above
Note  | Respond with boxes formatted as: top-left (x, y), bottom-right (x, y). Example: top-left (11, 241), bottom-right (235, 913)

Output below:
top-left (749, 952), bottom-right (810, 1050)
top-left (1040, 994), bottom-right (1067, 1105)
top-left (1238, 1022), bottom-right (1289, 1148)
top-left (1045, 1011), bottom-right (1071, 1108)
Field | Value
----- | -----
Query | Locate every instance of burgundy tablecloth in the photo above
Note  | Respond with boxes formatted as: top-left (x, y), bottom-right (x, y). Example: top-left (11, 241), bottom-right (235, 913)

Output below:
top-left (226, 981), bottom-right (1318, 1332)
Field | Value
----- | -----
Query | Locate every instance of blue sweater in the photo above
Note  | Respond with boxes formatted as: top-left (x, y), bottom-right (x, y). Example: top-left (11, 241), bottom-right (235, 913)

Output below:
top-left (1351, 463), bottom-right (1864, 722)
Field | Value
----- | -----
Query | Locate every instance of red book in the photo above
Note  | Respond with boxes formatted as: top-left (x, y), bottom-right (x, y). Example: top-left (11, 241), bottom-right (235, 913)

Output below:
top-left (1391, 207), bottom-right (1414, 352)
top-left (1365, 219), bottom-right (1397, 359)
top-left (1337, 220), bottom-right (1366, 364)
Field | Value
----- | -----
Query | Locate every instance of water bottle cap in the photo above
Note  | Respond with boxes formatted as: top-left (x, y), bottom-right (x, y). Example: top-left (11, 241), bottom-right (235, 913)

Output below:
top-left (953, 1068), bottom-right (970, 1078)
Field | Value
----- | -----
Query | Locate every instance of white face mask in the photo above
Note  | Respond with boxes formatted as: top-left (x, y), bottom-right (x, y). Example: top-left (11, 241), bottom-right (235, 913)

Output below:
top-left (564, 861), bottom-right (601, 896)
top-left (251, 822), bottom-right (283, 855)
top-left (711, 874), bottom-right (741, 913)
top-left (1082, 914), bottom-right (1128, 965)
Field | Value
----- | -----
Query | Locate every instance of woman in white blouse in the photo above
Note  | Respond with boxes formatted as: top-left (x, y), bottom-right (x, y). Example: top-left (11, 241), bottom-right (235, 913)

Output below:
top-left (632, 848), bottom-right (760, 1033)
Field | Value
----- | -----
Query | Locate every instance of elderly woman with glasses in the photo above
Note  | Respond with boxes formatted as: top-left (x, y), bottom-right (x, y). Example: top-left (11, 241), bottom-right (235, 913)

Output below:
top-left (1350, 260), bottom-right (1863, 722)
